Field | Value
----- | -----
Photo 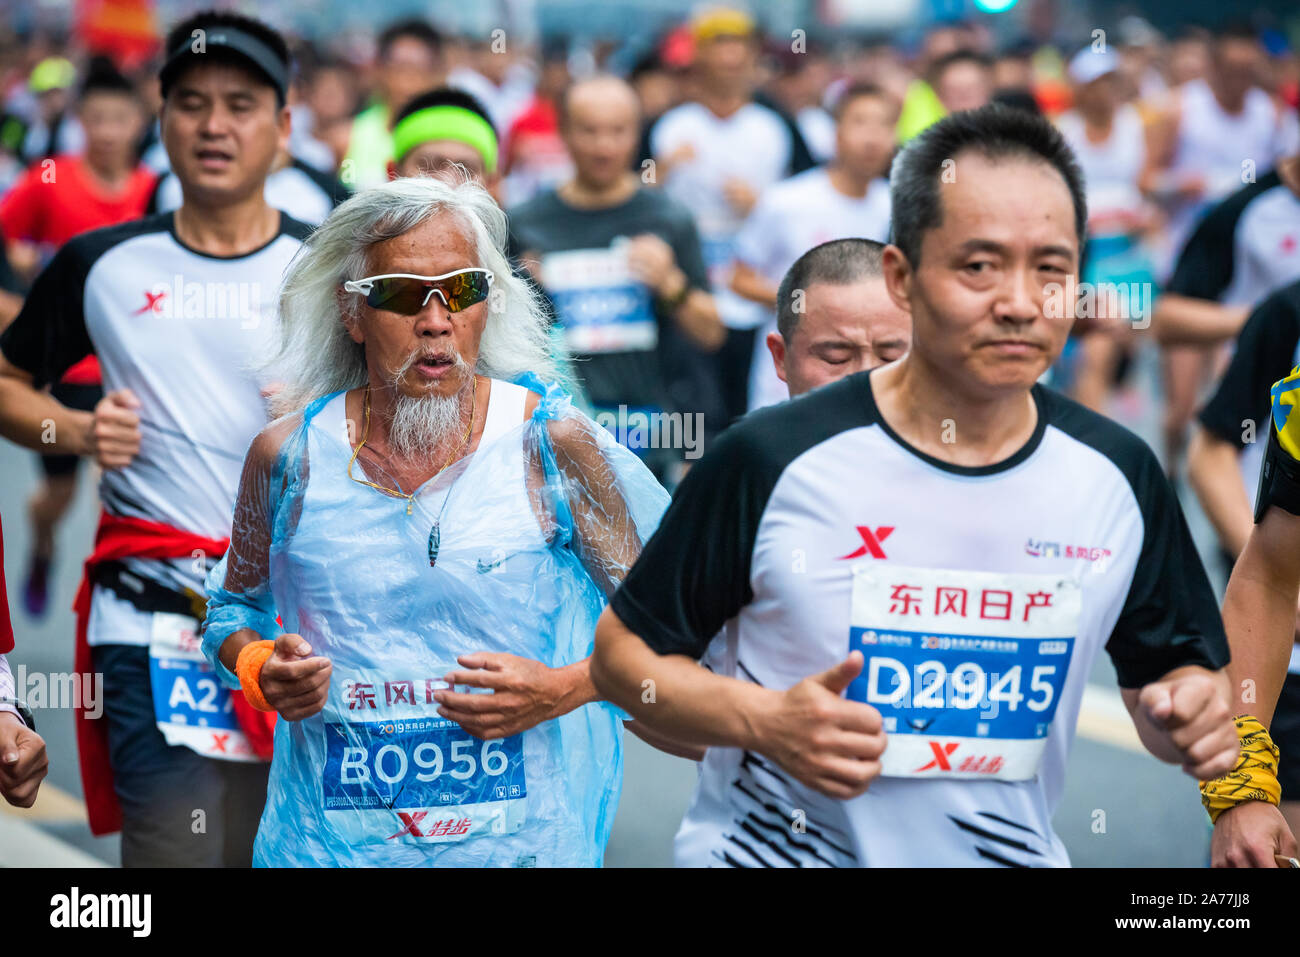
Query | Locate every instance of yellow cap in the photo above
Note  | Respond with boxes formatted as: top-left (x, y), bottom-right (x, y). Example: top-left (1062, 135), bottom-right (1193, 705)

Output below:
top-left (29, 57), bottom-right (76, 94)
top-left (691, 7), bottom-right (756, 42)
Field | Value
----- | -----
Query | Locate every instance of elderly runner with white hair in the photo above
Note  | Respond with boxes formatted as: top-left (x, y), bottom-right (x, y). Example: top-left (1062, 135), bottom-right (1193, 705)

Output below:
top-left (201, 174), bottom-right (670, 866)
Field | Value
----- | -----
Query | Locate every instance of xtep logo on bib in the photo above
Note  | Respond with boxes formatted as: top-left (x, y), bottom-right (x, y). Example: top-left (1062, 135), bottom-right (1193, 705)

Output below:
top-left (838, 525), bottom-right (894, 560)
top-left (133, 289), bottom-right (167, 315)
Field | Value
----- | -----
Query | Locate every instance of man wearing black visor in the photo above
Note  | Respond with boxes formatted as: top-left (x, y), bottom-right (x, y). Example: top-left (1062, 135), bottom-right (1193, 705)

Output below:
top-left (0, 10), bottom-right (311, 866)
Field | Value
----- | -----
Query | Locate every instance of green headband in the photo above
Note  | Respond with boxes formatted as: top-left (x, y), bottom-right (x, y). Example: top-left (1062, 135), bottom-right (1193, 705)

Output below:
top-left (391, 105), bottom-right (498, 174)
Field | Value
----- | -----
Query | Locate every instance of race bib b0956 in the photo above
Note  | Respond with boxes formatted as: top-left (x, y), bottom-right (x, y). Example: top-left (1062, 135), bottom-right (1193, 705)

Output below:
top-left (846, 565), bottom-right (1081, 782)
top-left (320, 675), bottom-right (528, 846)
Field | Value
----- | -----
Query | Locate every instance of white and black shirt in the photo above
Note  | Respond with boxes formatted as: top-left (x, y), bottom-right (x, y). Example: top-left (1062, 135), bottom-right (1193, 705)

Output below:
top-left (611, 371), bottom-right (1227, 867)
top-left (0, 212), bottom-right (311, 645)
top-left (1165, 170), bottom-right (1300, 308)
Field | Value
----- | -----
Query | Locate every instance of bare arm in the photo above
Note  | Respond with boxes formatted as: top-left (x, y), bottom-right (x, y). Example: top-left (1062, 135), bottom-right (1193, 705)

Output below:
top-left (1152, 293), bottom-right (1251, 346)
top-left (1220, 507), bottom-right (1300, 727)
top-left (729, 260), bottom-right (779, 309)
top-left (670, 283), bottom-right (725, 352)
top-left (592, 606), bottom-right (887, 797)
top-left (1187, 426), bottom-right (1254, 560)
top-left (592, 605), bottom-right (781, 749)
top-left (0, 353), bottom-right (93, 455)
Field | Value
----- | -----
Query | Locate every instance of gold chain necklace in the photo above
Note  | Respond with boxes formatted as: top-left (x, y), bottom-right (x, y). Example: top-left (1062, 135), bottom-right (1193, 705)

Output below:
top-left (346, 377), bottom-right (477, 516)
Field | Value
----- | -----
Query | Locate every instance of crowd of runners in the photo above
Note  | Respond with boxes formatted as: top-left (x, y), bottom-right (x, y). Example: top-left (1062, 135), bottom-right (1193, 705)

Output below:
top-left (0, 4), bottom-right (1299, 867)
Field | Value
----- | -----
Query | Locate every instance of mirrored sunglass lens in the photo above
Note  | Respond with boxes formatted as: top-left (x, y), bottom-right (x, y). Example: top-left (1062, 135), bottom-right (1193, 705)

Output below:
top-left (368, 278), bottom-right (426, 314)
top-left (443, 272), bottom-right (490, 311)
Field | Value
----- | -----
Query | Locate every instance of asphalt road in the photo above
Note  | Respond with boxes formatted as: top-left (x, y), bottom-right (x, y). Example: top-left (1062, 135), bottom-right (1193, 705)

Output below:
top-left (0, 342), bottom-right (1223, 867)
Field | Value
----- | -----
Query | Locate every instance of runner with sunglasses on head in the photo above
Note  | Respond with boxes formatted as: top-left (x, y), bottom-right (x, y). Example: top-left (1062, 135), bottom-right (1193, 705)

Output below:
top-left (0, 10), bottom-right (308, 866)
top-left (201, 174), bottom-right (670, 866)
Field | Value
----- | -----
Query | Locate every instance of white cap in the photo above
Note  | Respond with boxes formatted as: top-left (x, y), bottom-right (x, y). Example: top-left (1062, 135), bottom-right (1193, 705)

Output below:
top-left (1068, 47), bottom-right (1120, 86)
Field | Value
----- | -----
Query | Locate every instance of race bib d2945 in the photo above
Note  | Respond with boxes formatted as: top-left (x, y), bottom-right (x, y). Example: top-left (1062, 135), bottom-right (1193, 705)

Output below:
top-left (321, 673), bottom-right (528, 846)
top-left (846, 565), bottom-right (1081, 782)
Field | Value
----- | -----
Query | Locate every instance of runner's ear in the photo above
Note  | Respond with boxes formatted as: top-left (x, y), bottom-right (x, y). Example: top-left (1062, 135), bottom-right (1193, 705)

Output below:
top-left (337, 286), bottom-right (364, 344)
top-left (881, 244), bottom-right (913, 315)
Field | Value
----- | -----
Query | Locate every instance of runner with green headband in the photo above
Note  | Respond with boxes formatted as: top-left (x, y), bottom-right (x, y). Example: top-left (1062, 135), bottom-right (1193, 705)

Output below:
top-left (388, 88), bottom-right (500, 186)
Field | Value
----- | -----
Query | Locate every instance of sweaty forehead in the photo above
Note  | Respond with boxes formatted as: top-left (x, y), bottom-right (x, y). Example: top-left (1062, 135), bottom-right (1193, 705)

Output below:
top-left (367, 212), bottom-right (480, 275)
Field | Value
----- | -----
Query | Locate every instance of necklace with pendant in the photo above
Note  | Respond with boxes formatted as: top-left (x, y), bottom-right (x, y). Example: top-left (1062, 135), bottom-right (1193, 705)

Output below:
top-left (344, 379), bottom-right (476, 566)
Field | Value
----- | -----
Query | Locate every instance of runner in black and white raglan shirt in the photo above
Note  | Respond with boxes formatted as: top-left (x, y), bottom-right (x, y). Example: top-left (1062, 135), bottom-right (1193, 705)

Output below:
top-left (0, 11), bottom-right (307, 867)
top-left (592, 105), bottom-right (1239, 867)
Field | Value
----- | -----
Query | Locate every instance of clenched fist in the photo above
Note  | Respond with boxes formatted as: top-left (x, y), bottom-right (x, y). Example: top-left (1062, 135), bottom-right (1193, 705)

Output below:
top-left (1137, 672), bottom-right (1237, 780)
top-left (755, 652), bottom-right (887, 800)
top-left (0, 711), bottom-right (47, 808)
top-left (260, 633), bottom-right (332, 722)
top-left (88, 389), bottom-right (142, 469)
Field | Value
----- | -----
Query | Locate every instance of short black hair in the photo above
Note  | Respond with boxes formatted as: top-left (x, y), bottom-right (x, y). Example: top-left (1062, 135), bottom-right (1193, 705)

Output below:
top-left (990, 87), bottom-right (1042, 116)
top-left (831, 81), bottom-right (893, 121)
top-left (161, 10), bottom-right (290, 106)
top-left (377, 19), bottom-right (443, 62)
top-left (776, 238), bottom-right (888, 340)
top-left (888, 103), bottom-right (1086, 267)
top-left (80, 56), bottom-right (137, 101)
top-left (1215, 21), bottom-right (1259, 47)
top-left (928, 48), bottom-right (993, 86)
top-left (392, 86), bottom-right (495, 136)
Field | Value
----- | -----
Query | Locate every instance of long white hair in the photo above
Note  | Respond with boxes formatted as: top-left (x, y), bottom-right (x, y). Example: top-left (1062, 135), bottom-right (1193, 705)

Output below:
top-left (268, 173), bottom-right (558, 416)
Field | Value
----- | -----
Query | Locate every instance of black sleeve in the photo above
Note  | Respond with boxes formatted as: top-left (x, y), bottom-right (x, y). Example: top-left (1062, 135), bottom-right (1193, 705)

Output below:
top-left (0, 241), bottom-right (92, 387)
top-left (144, 174), bottom-right (164, 215)
top-left (668, 203), bottom-right (710, 292)
top-left (610, 424), bottom-right (775, 658)
top-left (1198, 285), bottom-right (1300, 447)
top-left (784, 113), bottom-right (815, 177)
top-left (1165, 174), bottom-right (1277, 301)
top-left (1106, 444), bottom-right (1230, 687)
top-left (291, 157), bottom-right (350, 208)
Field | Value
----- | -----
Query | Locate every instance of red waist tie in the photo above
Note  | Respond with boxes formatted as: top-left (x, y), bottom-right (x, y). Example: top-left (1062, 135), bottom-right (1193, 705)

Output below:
top-left (73, 512), bottom-right (276, 836)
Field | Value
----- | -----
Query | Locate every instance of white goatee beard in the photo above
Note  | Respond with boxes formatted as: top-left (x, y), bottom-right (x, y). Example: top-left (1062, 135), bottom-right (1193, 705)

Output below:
top-left (386, 369), bottom-right (473, 464)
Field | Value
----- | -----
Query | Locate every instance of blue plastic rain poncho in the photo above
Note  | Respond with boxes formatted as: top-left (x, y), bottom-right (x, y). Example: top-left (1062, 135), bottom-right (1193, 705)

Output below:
top-left (202, 377), bottom-right (669, 866)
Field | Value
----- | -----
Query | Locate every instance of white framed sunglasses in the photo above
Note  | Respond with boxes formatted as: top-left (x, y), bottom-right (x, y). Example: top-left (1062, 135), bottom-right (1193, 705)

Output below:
top-left (342, 268), bottom-right (494, 315)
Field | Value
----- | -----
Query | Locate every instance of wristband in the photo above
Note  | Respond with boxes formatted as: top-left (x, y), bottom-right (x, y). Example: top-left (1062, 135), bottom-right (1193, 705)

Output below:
top-left (235, 640), bottom-right (277, 712)
top-left (1199, 715), bottom-right (1282, 824)
top-left (657, 272), bottom-right (690, 312)
top-left (0, 696), bottom-right (35, 732)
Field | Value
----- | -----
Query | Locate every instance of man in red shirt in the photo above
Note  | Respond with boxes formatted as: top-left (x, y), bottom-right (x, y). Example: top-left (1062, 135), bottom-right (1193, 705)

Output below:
top-left (0, 57), bottom-right (155, 618)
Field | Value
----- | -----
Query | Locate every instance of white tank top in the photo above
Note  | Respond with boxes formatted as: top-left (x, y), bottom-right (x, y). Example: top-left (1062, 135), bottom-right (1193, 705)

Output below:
top-left (1171, 79), bottom-right (1281, 197)
top-left (1056, 105), bottom-right (1146, 227)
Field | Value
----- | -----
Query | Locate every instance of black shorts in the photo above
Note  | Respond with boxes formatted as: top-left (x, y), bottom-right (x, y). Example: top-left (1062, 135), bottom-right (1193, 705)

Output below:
top-left (92, 643), bottom-right (269, 866)
top-left (1274, 669), bottom-right (1300, 798)
top-left (38, 382), bottom-right (101, 478)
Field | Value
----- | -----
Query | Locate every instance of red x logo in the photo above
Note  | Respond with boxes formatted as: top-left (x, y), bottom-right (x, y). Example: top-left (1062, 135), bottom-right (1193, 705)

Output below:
top-left (915, 741), bottom-right (958, 772)
top-left (133, 290), bottom-right (167, 315)
top-left (210, 732), bottom-right (230, 754)
top-left (837, 525), bottom-right (894, 560)
top-left (388, 812), bottom-right (428, 840)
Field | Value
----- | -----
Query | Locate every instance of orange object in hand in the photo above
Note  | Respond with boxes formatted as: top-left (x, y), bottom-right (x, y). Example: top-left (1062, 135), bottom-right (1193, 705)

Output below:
top-left (235, 640), bottom-right (277, 712)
